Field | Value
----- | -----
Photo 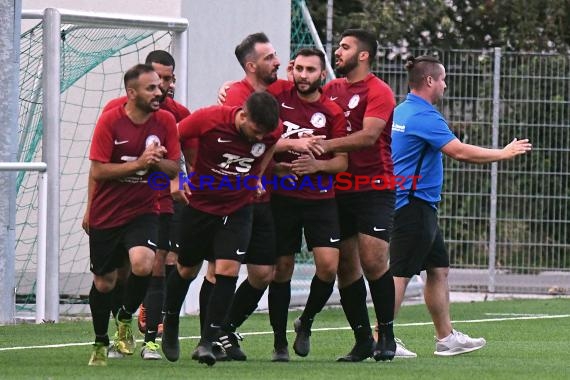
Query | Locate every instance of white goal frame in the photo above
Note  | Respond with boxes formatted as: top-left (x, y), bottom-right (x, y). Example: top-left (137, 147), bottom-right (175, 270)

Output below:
top-left (16, 8), bottom-right (188, 324)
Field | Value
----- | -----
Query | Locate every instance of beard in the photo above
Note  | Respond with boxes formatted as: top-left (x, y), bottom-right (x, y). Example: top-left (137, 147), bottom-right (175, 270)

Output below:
top-left (135, 97), bottom-right (160, 113)
top-left (335, 54), bottom-right (358, 76)
top-left (294, 77), bottom-right (321, 96)
top-left (157, 87), bottom-right (168, 103)
top-left (260, 70), bottom-right (278, 86)
top-left (238, 123), bottom-right (257, 143)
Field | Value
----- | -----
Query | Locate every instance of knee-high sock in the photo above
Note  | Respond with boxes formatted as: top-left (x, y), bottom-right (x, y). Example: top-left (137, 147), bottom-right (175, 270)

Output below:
top-left (89, 282), bottom-right (112, 346)
top-left (339, 276), bottom-right (372, 341)
top-left (144, 276), bottom-right (165, 342)
top-left (199, 277), bottom-right (215, 333)
top-left (117, 272), bottom-right (151, 321)
top-left (299, 275), bottom-right (335, 327)
top-left (201, 274), bottom-right (238, 343)
top-left (268, 280), bottom-right (291, 348)
top-left (110, 282), bottom-right (124, 319)
top-left (223, 279), bottom-right (266, 331)
top-left (163, 269), bottom-right (193, 322)
top-left (368, 270), bottom-right (395, 337)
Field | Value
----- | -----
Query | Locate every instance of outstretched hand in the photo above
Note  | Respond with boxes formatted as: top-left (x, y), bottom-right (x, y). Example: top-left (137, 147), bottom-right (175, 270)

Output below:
top-left (503, 138), bottom-right (532, 159)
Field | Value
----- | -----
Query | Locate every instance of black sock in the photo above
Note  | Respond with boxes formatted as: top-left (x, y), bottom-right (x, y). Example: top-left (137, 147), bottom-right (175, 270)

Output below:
top-left (144, 276), bottom-right (165, 343)
top-left (89, 282), bottom-right (111, 346)
top-left (223, 279), bottom-right (266, 332)
top-left (117, 272), bottom-right (151, 321)
top-left (300, 275), bottom-right (334, 328)
top-left (199, 277), bottom-right (215, 333)
top-left (268, 280), bottom-right (291, 348)
top-left (110, 282), bottom-right (124, 320)
top-left (161, 264), bottom-right (176, 320)
top-left (368, 270), bottom-right (395, 330)
top-left (164, 264), bottom-right (176, 280)
top-left (339, 276), bottom-right (372, 341)
top-left (164, 269), bottom-right (194, 322)
top-left (201, 274), bottom-right (238, 343)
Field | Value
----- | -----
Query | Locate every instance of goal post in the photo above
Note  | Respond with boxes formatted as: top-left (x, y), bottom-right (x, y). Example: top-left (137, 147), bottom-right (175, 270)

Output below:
top-left (16, 8), bottom-right (188, 323)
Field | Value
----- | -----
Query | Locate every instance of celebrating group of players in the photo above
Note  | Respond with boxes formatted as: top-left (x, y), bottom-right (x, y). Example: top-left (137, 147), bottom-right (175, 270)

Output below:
top-left (85, 25), bottom-right (525, 366)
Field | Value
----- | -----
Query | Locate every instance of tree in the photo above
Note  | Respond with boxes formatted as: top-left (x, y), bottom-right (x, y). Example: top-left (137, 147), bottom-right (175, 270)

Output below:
top-left (306, 0), bottom-right (570, 54)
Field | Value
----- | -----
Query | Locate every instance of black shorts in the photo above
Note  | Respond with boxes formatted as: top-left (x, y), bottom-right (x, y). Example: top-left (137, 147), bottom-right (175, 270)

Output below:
top-left (245, 202), bottom-right (277, 265)
top-left (177, 204), bottom-right (253, 267)
top-left (89, 213), bottom-right (158, 276)
top-left (271, 194), bottom-right (340, 257)
top-left (157, 213), bottom-right (173, 251)
top-left (336, 190), bottom-right (395, 242)
top-left (169, 201), bottom-right (185, 253)
top-left (389, 197), bottom-right (449, 277)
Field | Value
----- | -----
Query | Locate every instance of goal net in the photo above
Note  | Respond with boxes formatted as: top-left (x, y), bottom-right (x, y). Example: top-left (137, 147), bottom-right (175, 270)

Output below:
top-left (16, 10), bottom-right (186, 318)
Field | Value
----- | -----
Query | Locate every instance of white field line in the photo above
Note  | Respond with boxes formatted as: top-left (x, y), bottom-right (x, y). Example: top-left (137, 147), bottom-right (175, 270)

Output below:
top-left (483, 313), bottom-right (550, 317)
top-left (1, 313), bottom-right (569, 352)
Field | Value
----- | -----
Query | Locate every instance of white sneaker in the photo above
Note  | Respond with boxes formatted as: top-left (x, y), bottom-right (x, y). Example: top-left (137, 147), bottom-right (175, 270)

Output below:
top-left (107, 344), bottom-right (125, 359)
top-left (434, 329), bottom-right (486, 356)
top-left (394, 338), bottom-right (417, 358)
top-left (141, 342), bottom-right (162, 360)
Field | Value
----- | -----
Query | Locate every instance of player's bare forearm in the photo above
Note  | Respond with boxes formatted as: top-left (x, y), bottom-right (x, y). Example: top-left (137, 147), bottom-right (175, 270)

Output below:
top-left (82, 168), bottom-right (96, 234)
top-left (182, 147), bottom-right (196, 172)
top-left (319, 153), bottom-right (348, 174)
top-left (155, 159), bottom-right (179, 179)
top-left (257, 145), bottom-right (276, 176)
top-left (90, 160), bottom-right (145, 181)
top-left (323, 117), bottom-right (385, 153)
top-left (442, 138), bottom-right (532, 164)
top-left (291, 152), bottom-right (347, 176)
top-left (86, 168), bottom-right (95, 210)
top-left (275, 136), bottom-right (326, 155)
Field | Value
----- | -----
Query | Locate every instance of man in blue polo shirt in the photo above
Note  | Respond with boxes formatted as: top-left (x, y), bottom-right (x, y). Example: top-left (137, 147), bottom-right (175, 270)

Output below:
top-left (390, 55), bottom-right (532, 357)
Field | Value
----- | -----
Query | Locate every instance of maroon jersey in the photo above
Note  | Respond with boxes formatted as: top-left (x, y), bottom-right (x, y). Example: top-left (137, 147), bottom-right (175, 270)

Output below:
top-left (222, 78), bottom-right (288, 202)
top-left (104, 96), bottom-right (191, 214)
top-left (323, 73), bottom-right (395, 193)
top-left (89, 106), bottom-right (180, 228)
top-left (223, 79), bottom-right (256, 107)
top-left (269, 82), bottom-right (346, 199)
top-left (178, 105), bottom-right (281, 216)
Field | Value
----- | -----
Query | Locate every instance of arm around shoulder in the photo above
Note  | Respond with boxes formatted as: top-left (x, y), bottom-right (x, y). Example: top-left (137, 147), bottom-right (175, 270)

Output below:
top-left (323, 116), bottom-right (385, 153)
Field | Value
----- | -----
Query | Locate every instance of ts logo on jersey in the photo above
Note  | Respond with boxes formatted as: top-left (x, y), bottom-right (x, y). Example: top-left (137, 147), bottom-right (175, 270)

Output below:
top-left (218, 153), bottom-right (255, 173)
top-left (281, 121), bottom-right (315, 139)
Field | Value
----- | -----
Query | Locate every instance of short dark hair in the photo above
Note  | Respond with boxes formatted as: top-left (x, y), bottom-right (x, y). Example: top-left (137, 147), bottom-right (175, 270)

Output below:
top-left (341, 29), bottom-right (377, 64)
top-left (404, 55), bottom-right (443, 89)
top-left (234, 32), bottom-right (271, 69)
top-left (124, 63), bottom-right (155, 89)
top-left (145, 50), bottom-right (175, 70)
top-left (243, 92), bottom-right (279, 133)
top-left (294, 48), bottom-right (326, 70)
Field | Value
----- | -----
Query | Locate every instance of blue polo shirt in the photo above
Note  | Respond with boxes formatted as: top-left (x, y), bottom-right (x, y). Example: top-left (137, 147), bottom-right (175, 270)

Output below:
top-left (391, 93), bottom-right (456, 210)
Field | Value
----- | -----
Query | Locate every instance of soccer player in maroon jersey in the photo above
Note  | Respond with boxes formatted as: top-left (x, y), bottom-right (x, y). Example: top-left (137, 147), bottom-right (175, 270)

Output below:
top-left (161, 92), bottom-right (281, 366)
top-left (317, 29), bottom-right (398, 362)
top-left (265, 48), bottom-right (348, 361)
top-left (196, 33), bottom-right (324, 362)
top-left (96, 51), bottom-right (192, 360)
top-left (191, 33), bottom-right (281, 362)
top-left (86, 64), bottom-right (180, 366)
